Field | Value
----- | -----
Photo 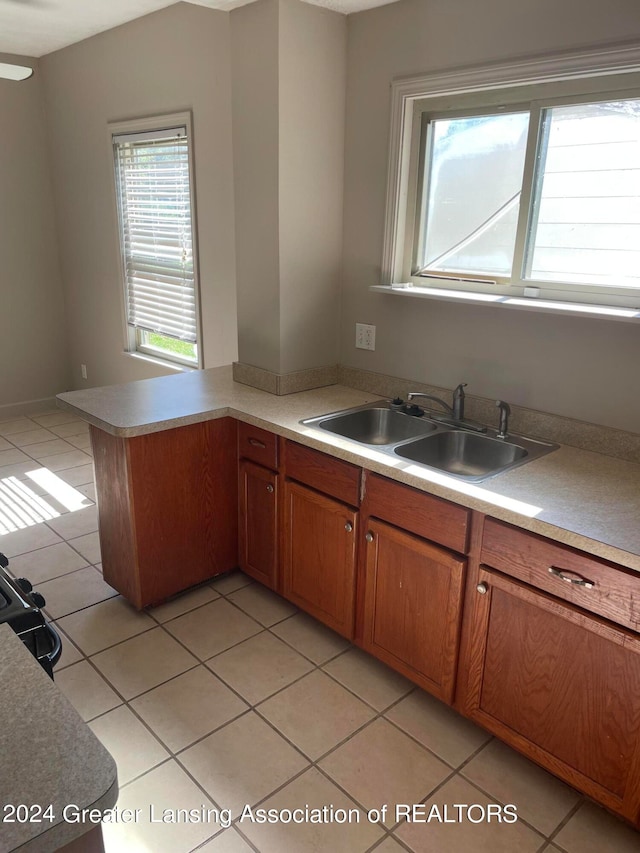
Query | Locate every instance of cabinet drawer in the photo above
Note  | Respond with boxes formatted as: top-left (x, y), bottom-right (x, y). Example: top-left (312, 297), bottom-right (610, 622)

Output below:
top-left (283, 440), bottom-right (361, 506)
top-left (238, 422), bottom-right (278, 470)
top-left (481, 518), bottom-right (640, 632)
top-left (364, 473), bottom-right (470, 554)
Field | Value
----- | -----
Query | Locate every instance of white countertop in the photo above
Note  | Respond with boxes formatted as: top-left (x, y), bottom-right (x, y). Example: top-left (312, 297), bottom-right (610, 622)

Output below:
top-left (0, 625), bottom-right (118, 853)
top-left (57, 365), bottom-right (640, 573)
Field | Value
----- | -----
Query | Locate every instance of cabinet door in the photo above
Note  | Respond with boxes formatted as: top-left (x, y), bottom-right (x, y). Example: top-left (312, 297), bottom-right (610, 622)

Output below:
top-left (283, 480), bottom-right (357, 639)
top-left (464, 567), bottom-right (640, 821)
top-left (360, 518), bottom-right (465, 703)
top-left (239, 460), bottom-right (278, 589)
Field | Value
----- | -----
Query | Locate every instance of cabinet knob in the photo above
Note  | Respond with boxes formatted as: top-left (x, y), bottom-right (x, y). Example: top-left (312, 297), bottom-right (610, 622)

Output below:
top-left (266, 484), bottom-right (274, 493)
top-left (476, 582), bottom-right (488, 595)
top-left (365, 531), bottom-right (374, 543)
top-left (344, 522), bottom-right (353, 533)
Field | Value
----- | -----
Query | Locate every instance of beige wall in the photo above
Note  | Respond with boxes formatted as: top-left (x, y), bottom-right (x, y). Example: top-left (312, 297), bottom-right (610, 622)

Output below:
top-left (6, 0), bottom-right (639, 429)
top-left (232, 0), bottom-right (346, 375)
top-left (278, 0), bottom-right (346, 373)
top-left (341, 0), bottom-right (640, 432)
top-left (41, 2), bottom-right (238, 389)
top-left (0, 54), bottom-right (71, 409)
top-left (232, 0), bottom-right (281, 374)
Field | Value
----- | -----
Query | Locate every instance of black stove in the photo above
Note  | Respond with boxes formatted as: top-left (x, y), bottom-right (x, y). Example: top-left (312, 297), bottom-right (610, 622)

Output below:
top-left (0, 553), bottom-right (62, 678)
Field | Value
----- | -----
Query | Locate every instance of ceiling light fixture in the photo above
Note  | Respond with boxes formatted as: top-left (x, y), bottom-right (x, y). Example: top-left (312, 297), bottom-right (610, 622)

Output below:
top-left (0, 62), bottom-right (34, 81)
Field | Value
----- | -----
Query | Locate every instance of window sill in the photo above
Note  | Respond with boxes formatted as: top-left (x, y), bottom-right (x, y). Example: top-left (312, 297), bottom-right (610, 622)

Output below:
top-left (122, 351), bottom-right (198, 373)
top-left (370, 285), bottom-right (640, 323)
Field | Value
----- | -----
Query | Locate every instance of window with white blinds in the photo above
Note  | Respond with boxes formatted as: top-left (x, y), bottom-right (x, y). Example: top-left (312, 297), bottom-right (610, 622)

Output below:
top-left (112, 119), bottom-right (200, 366)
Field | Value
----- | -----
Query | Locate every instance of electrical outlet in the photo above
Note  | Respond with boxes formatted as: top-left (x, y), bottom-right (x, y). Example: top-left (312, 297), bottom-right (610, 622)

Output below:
top-left (81, 364), bottom-right (87, 380)
top-left (355, 323), bottom-right (376, 351)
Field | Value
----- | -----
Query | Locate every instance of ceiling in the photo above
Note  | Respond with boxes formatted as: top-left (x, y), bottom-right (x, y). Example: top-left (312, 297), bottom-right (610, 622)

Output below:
top-left (0, 0), bottom-right (397, 59)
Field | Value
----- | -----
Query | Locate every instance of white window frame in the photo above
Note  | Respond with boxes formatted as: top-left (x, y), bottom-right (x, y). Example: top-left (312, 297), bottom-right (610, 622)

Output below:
top-left (109, 112), bottom-right (203, 369)
top-left (378, 41), bottom-right (640, 321)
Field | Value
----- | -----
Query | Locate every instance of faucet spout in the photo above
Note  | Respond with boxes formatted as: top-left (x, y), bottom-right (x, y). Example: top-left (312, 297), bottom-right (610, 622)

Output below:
top-left (407, 392), bottom-right (454, 417)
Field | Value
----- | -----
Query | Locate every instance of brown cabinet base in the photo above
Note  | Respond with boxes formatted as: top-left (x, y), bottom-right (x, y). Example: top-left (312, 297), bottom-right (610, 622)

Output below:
top-left (91, 418), bottom-right (238, 609)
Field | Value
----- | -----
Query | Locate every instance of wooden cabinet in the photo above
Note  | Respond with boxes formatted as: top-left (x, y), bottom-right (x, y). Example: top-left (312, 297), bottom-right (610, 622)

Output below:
top-left (89, 407), bottom-right (640, 824)
top-left (284, 440), bottom-right (361, 506)
top-left (238, 421), bottom-right (279, 470)
top-left (462, 565), bottom-right (640, 821)
top-left (481, 518), bottom-right (640, 631)
top-left (281, 440), bottom-right (361, 638)
top-left (282, 479), bottom-right (358, 638)
top-left (237, 423), bottom-right (280, 590)
top-left (360, 517), bottom-right (465, 703)
top-left (91, 418), bottom-right (238, 609)
top-left (357, 474), bottom-right (467, 703)
top-left (238, 460), bottom-right (278, 590)
top-left (364, 472), bottom-right (470, 554)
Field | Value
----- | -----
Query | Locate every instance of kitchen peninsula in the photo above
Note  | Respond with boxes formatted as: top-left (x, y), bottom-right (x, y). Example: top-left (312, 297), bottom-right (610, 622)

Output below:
top-left (57, 363), bottom-right (640, 827)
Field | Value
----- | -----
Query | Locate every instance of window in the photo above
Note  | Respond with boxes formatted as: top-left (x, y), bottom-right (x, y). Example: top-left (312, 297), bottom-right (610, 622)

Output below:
top-left (381, 47), bottom-right (640, 316)
top-left (111, 113), bottom-right (201, 367)
top-left (416, 110), bottom-right (529, 282)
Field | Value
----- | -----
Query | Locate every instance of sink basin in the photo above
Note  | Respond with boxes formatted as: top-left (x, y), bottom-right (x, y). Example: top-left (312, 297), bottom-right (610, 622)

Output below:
top-left (310, 405), bottom-right (437, 446)
top-left (302, 401), bottom-right (558, 481)
top-left (394, 430), bottom-right (528, 480)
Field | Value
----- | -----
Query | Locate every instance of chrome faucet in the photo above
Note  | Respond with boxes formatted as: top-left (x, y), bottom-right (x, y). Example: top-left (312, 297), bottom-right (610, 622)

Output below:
top-left (407, 392), bottom-right (454, 417)
top-left (407, 382), bottom-right (467, 420)
top-left (496, 400), bottom-right (511, 439)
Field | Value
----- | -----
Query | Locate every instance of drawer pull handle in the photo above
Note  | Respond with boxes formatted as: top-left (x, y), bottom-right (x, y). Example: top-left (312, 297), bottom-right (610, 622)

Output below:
top-left (476, 582), bottom-right (488, 595)
top-left (365, 532), bottom-right (374, 543)
top-left (344, 522), bottom-right (353, 533)
top-left (266, 484), bottom-right (274, 493)
top-left (548, 566), bottom-right (594, 589)
top-left (248, 438), bottom-right (266, 449)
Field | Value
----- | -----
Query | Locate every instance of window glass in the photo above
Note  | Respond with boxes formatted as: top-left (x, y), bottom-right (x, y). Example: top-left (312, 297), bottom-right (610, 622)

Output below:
top-left (418, 112), bottom-right (529, 279)
top-left (526, 99), bottom-right (640, 289)
top-left (112, 121), bottom-right (200, 367)
top-left (137, 331), bottom-right (197, 364)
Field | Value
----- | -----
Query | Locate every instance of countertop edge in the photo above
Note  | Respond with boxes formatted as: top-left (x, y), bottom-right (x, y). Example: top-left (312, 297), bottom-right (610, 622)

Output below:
top-left (0, 625), bottom-right (118, 853)
top-left (14, 777), bottom-right (119, 853)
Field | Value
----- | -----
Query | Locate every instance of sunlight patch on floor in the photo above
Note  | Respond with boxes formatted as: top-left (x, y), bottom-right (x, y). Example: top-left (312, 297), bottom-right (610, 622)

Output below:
top-left (0, 469), bottom-right (92, 535)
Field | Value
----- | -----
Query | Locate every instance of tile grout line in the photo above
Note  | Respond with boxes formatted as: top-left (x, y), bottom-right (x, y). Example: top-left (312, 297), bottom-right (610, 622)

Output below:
top-left (57, 580), bottom-right (582, 851)
top-left (72, 575), bottom-right (407, 841)
top-left (544, 799), bottom-right (584, 850)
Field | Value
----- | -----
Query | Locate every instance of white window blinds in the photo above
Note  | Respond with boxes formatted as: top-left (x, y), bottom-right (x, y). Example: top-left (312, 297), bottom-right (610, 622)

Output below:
top-left (113, 126), bottom-right (197, 343)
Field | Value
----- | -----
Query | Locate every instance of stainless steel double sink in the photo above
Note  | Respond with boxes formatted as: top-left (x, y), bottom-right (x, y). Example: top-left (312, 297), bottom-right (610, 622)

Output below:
top-left (301, 402), bottom-right (558, 483)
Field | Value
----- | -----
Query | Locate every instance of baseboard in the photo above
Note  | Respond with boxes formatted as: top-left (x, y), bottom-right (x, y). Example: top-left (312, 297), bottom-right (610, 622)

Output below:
top-left (0, 397), bottom-right (59, 421)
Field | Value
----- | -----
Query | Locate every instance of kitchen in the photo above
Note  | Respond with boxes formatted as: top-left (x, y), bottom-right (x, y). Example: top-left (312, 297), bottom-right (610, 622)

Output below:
top-left (1, 0), bottom-right (640, 851)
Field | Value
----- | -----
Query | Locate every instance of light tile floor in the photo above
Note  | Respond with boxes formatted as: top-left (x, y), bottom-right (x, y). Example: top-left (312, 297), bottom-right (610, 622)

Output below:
top-left (2, 413), bottom-right (640, 852)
